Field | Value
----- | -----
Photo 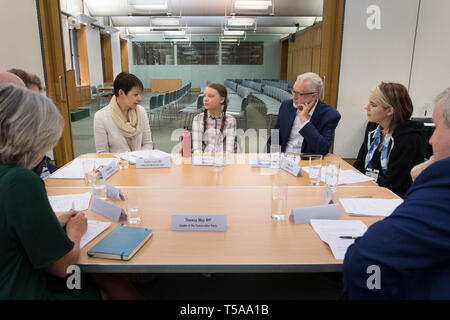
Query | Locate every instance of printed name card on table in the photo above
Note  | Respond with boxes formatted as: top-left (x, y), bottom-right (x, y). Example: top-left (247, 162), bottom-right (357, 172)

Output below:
top-left (280, 157), bottom-right (303, 177)
top-left (289, 203), bottom-right (340, 225)
top-left (171, 214), bottom-right (227, 231)
top-left (136, 156), bottom-right (171, 168)
top-left (250, 156), bottom-right (271, 168)
top-left (105, 183), bottom-right (125, 201)
top-left (192, 156), bottom-right (226, 167)
top-left (97, 161), bottom-right (119, 180)
top-left (290, 186), bottom-right (339, 224)
top-left (91, 197), bottom-right (127, 222)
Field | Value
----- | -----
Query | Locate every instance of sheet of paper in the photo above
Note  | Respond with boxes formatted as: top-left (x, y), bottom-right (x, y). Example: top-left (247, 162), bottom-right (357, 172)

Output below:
top-left (48, 192), bottom-right (92, 212)
top-left (50, 158), bottom-right (118, 179)
top-left (339, 198), bottom-right (403, 217)
top-left (148, 149), bottom-right (171, 158)
top-left (310, 219), bottom-right (368, 260)
top-left (302, 167), bottom-right (375, 185)
top-left (116, 150), bottom-right (166, 164)
top-left (80, 220), bottom-right (111, 249)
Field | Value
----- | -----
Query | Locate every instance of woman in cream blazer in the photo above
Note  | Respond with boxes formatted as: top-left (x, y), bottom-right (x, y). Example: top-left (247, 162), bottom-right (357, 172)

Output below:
top-left (93, 72), bottom-right (153, 153)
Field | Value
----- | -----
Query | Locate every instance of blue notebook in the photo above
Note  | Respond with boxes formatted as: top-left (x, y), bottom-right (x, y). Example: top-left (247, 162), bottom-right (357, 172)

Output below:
top-left (87, 225), bottom-right (152, 261)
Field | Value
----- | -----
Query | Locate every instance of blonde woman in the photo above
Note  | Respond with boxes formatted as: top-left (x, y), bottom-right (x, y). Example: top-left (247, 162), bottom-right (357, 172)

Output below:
top-left (94, 72), bottom-right (153, 153)
top-left (354, 82), bottom-right (424, 197)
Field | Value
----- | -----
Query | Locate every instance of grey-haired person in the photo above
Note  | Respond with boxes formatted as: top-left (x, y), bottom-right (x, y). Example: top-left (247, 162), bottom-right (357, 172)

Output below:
top-left (0, 85), bottom-right (142, 299)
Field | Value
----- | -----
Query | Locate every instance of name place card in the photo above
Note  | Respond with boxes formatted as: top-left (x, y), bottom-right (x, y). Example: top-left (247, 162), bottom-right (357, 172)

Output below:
top-left (91, 197), bottom-right (127, 222)
top-left (171, 214), bottom-right (227, 231)
top-left (280, 157), bottom-right (303, 177)
top-left (105, 183), bottom-right (125, 201)
top-left (250, 157), bottom-right (271, 168)
top-left (136, 156), bottom-right (170, 168)
top-left (98, 161), bottom-right (119, 180)
top-left (289, 203), bottom-right (340, 225)
top-left (192, 156), bottom-right (226, 167)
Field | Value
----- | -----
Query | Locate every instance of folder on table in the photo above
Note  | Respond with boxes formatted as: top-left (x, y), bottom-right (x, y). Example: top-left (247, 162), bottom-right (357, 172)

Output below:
top-left (87, 225), bottom-right (152, 261)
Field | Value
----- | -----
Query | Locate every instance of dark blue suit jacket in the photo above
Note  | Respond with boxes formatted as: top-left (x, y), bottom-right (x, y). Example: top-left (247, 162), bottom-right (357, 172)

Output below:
top-left (266, 99), bottom-right (341, 155)
top-left (343, 157), bottom-right (450, 299)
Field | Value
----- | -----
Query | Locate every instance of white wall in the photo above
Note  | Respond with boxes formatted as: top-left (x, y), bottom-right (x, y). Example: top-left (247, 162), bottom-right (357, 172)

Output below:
top-left (334, 0), bottom-right (420, 158)
top-left (0, 0), bottom-right (45, 83)
top-left (409, 0), bottom-right (450, 117)
top-left (85, 26), bottom-right (104, 86)
top-left (111, 32), bottom-right (122, 78)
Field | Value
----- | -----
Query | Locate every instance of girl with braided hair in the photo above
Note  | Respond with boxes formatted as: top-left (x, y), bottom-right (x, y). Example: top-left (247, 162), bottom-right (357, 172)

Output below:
top-left (192, 83), bottom-right (237, 154)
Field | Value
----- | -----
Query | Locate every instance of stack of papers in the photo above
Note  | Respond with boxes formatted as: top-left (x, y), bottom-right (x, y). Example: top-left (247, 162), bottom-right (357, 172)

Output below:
top-left (310, 219), bottom-right (368, 260)
top-left (339, 198), bottom-right (403, 217)
top-left (116, 149), bottom-right (170, 164)
top-left (80, 220), bottom-right (111, 249)
top-left (302, 167), bottom-right (375, 185)
top-left (48, 192), bottom-right (92, 212)
top-left (50, 158), bottom-right (118, 179)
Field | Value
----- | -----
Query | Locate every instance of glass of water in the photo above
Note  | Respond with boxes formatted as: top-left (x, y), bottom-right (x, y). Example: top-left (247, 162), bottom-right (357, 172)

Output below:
top-left (82, 159), bottom-right (95, 185)
top-left (92, 171), bottom-right (106, 200)
top-left (270, 145), bottom-right (281, 169)
top-left (325, 160), bottom-right (340, 191)
top-left (126, 193), bottom-right (142, 225)
top-left (213, 133), bottom-right (224, 172)
top-left (271, 183), bottom-right (288, 220)
top-left (308, 155), bottom-right (323, 185)
top-left (118, 158), bottom-right (129, 169)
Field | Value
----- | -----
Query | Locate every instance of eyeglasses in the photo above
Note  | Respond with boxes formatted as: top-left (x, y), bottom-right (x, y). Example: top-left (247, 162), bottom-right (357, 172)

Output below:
top-left (292, 90), bottom-right (317, 97)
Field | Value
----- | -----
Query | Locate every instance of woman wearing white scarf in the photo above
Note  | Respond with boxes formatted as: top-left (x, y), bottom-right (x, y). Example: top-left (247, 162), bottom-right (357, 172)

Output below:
top-left (94, 72), bottom-right (153, 153)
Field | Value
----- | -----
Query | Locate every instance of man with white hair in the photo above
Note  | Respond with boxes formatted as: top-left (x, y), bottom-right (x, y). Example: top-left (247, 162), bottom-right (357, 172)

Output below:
top-left (343, 87), bottom-right (450, 299)
top-left (266, 72), bottom-right (341, 155)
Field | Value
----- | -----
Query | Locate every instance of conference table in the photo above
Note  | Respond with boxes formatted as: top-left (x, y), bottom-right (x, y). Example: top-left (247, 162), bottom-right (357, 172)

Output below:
top-left (45, 153), bottom-right (397, 273)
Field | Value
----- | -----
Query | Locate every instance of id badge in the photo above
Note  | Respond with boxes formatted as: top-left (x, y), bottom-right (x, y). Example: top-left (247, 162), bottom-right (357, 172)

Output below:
top-left (365, 168), bottom-right (379, 181)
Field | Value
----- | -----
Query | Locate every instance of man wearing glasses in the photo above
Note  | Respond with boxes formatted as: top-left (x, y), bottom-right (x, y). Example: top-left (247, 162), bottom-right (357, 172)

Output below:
top-left (266, 72), bottom-right (341, 155)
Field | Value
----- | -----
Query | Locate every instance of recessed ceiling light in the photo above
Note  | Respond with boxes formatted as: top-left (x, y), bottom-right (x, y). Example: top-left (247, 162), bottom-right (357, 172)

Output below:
top-left (129, 0), bottom-right (168, 10)
top-left (234, 1), bottom-right (272, 10)
top-left (224, 30), bottom-right (245, 36)
top-left (227, 17), bottom-right (255, 27)
top-left (152, 17), bottom-right (180, 26)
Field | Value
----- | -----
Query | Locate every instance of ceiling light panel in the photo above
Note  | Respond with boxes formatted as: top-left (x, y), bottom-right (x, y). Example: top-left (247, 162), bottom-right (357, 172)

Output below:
top-left (224, 30), bottom-right (245, 36)
top-left (152, 17), bottom-right (180, 26)
top-left (129, 0), bottom-right (168, 10)
top-left (234, 1), bottom-right (272, 10)
top-left (164, 30), bottom-right (186, 36)
top-left (227, 17), bottom-right (255, 26)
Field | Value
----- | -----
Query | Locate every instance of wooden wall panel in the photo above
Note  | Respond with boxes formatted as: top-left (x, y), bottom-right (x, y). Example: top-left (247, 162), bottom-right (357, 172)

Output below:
top-left (284, 22), bottom-right (323, 82)
top-left (76, 25), bottom-right (90, 86)
top-left (151, 79), bottom-right (181, 92)
top-left (320, 0), bottom-right (345, 108)
top-left (66, 69), bottom-right (79, 110)
top-left (101, 33), bottom-right (113, 83)
top-left (38, 0), bottom-right (74, 165)
top-left (279, 39), bottom-right (288, 80)
top-left (120, 39), bottom-right (129, 73)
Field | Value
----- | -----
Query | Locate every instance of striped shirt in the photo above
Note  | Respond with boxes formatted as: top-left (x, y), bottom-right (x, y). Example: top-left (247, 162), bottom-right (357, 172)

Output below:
top-left (192, 111), bottom-right (237, 154)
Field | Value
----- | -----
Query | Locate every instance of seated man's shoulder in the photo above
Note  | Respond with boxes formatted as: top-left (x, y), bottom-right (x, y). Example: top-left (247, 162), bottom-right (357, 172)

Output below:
top-left (318, 101), bottom-right (341, 120)
top-left (417, 157), bottom-right (450, 182)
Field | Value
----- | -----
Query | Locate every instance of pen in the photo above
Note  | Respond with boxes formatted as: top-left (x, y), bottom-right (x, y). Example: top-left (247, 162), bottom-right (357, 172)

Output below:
top-left (71, 201), bottom-right (75, 211)
top-left (351, 195), bottom-right (372, 198)
top-left (339, 236), bottom-right (359, 239)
